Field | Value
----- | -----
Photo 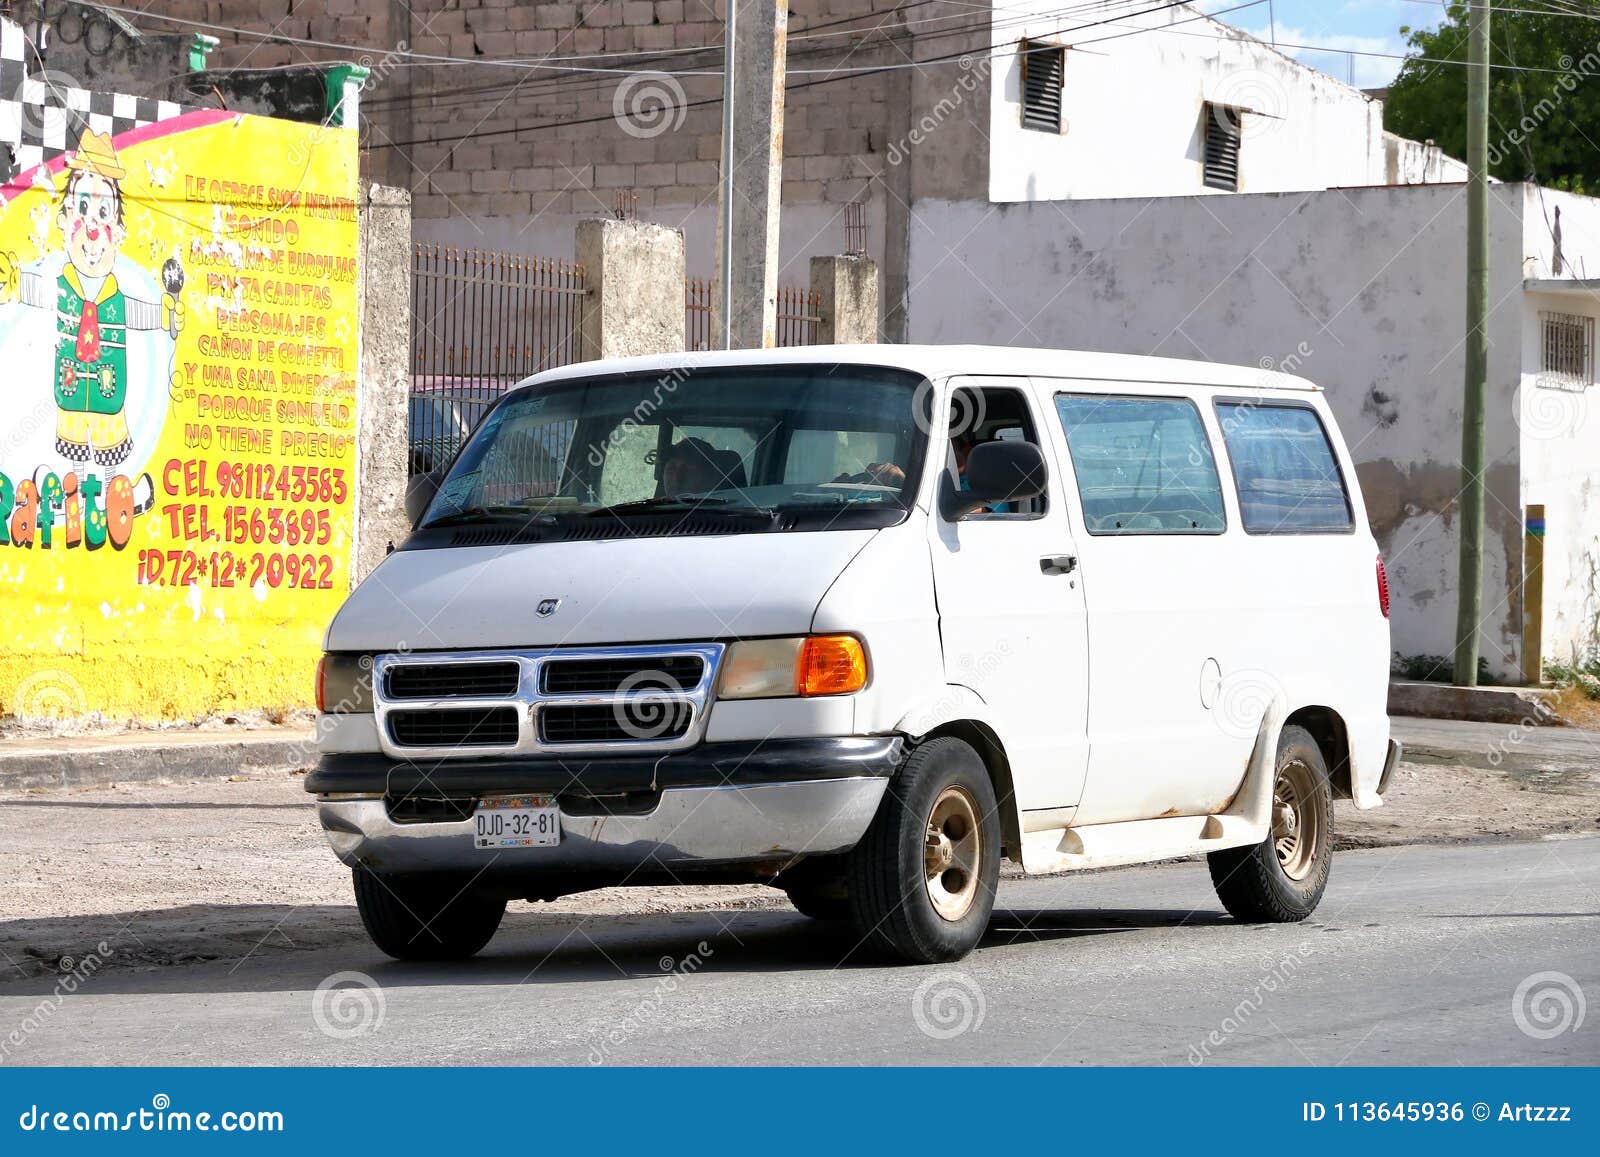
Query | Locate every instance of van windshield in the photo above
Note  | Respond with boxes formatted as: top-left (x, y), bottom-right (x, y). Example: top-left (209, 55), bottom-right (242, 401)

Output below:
top-left (420, 365), bottom-right (929, 533)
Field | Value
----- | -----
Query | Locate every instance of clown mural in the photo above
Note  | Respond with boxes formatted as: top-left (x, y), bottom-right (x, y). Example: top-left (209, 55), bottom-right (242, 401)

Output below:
top-left (0, 130), bottom-right (183, 547)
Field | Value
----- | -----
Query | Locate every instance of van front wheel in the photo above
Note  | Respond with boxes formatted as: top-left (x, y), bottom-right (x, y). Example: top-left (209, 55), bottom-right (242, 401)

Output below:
top-left (847, 737), bottom-right (1000, 963)
top-left (1207, 724), bottom-right (1333, 922)
top-left (353, 868), bottom-right (506, 961)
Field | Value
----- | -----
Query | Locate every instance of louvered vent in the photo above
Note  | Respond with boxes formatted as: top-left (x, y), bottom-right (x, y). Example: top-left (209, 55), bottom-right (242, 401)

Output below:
top-left (1021, 42), bottom-right (1064, 133)
top-left (1203, 103), bottom-right (1241, 191)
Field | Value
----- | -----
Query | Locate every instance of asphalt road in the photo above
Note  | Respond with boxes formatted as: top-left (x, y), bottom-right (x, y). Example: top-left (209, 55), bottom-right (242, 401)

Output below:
top-left (2, 837), bottom-right (1595, 1066)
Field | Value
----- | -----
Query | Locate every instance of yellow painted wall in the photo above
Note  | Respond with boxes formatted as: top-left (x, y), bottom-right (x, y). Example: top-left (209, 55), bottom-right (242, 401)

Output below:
top-left (0, 111), bottom-right (360, 720)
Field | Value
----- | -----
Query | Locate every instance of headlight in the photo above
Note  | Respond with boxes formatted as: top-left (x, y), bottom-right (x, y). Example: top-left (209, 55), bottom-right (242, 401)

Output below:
top-left (316, 653), bottom-right (374, 713)
top-left (717, 635), bottom-right (868, 699)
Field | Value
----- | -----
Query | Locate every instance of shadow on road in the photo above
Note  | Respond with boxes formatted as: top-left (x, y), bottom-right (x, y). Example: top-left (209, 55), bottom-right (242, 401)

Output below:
top-left (0, 900), bottom-right (1230, 998)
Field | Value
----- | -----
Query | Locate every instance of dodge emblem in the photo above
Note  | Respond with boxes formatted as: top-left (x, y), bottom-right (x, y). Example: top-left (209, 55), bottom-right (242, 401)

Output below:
top-left (536, 597), bottom-right (561, 618)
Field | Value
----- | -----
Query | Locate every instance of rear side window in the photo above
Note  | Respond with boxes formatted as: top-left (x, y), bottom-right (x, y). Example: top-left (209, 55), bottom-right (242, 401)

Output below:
top-left (1054, 394), bottom-right (1225, 534)
top-left (1215, 402), bottom-right (1353, 533)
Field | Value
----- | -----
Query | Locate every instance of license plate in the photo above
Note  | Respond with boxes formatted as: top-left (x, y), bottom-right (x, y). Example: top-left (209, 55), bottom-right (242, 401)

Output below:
top-left (474, 795), bottom-right (560, 849)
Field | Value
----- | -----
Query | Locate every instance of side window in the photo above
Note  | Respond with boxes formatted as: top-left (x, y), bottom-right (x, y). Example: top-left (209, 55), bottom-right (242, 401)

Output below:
top-left (949, 386), bottom-right (1048, 517)
top-left (1054, 393), bottom-right (1226, 535)
top-left (1215, 402), bottom-right (1353, 533)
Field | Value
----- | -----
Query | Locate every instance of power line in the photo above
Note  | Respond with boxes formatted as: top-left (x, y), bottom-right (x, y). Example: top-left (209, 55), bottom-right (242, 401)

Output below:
top-left (369, 0), bottom-right (1195, 151)
top-left (365, 0), bottom-right (1193, 125)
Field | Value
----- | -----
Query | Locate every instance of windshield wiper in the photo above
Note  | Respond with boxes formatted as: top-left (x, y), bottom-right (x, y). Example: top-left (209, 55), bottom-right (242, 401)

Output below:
top-left (422, 505), bottom-right (536, 529)
top-left (584, 496), bottom-right (775, 519)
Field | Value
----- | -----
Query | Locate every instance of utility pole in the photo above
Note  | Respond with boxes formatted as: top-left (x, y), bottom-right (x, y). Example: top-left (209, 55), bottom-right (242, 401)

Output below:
top-left (714, 0), bottom-right (787, 349)
top-left (1453, 0), bottom-right (1491, 687)
top-left (718, 0), bottom-right (737, 350)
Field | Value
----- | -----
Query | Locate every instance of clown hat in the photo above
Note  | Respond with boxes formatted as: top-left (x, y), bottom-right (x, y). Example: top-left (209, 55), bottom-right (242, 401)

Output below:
top-left (66, 130), bottom-right (126, 181)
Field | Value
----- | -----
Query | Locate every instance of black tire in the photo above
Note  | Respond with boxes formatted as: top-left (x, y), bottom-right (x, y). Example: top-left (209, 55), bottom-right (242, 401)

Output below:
top-left (352, 868), bottom-right (506, 961)
top-left (1207, 724), bottom-right (1333, 923)
top-left (847, 736), bottom-right (1000, 963)
top-left (780, 866), bottom-right (852, 922)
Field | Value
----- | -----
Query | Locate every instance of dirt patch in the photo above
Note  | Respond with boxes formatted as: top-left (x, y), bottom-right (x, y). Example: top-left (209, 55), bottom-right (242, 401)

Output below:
top-left (1548, 684), bottom-right (1600, 731)
top-left (1336, 760), bottom-right (1599, 848)
top-left (1, 757), bottom-right (1595, 979)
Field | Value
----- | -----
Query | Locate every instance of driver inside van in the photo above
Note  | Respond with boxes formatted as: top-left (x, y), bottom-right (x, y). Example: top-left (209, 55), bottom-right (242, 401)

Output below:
top-left (661, 436), bottom-right (747, 496)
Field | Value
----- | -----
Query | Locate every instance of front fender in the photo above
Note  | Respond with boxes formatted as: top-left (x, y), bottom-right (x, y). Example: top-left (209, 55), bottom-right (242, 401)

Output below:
top-left (893, 683), bottom-right (1001, 741)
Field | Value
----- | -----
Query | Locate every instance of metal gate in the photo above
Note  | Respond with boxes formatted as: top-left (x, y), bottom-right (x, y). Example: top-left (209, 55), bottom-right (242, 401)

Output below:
top-left (685, 279), bottom-right (821, 351)
top-left (409, 244), bottom-right (585, 473)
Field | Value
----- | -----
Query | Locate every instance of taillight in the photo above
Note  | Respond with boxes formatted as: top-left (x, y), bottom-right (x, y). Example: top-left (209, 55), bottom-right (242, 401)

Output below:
top-left (1376, 555), bottom-right (1391, 619)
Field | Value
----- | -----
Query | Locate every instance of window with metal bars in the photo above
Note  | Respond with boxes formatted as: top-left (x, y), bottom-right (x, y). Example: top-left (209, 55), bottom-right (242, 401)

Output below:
top-left (1540, 310), bottom-right (1595, 387)
top-left (1020, 41), bottom-right (1064, 133)
top-left (1202, 103), bottom-right (1242, 191)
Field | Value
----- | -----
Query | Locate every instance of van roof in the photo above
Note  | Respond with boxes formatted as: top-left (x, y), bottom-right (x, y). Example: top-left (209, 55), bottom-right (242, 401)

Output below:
top-left (523, 344), bottom-right (1319, 393)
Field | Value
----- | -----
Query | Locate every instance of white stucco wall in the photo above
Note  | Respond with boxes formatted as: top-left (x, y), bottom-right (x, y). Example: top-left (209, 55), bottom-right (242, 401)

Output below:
top-left (1384, 133), bottom-right (1469, 186)
top-left (905, 183), bottom-right (1536, 679)
top-left (1519, 187), bottom-right (1600, 666)
top-left (988, 2), bottom-right (1387, 202)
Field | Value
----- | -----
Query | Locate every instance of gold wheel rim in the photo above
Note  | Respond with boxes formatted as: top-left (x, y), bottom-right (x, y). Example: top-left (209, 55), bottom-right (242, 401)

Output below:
top-left (1271, 759), bottom-right (1323, 882)
top-left (924, 785), bottom-right (982, 921)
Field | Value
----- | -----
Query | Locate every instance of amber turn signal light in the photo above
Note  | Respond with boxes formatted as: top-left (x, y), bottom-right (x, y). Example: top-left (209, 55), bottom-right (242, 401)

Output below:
top-left (798, 635), bottom-right (868, 697)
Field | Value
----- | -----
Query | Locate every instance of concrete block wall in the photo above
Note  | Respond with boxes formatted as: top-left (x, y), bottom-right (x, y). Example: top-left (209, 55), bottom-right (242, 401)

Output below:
top-left (152, 0), bottom-right (953, 309)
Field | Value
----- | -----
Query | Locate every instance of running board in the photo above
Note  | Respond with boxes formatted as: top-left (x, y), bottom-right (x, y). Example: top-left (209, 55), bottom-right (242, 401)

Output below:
top-left (1020, 813), bottom-right (1266, 874)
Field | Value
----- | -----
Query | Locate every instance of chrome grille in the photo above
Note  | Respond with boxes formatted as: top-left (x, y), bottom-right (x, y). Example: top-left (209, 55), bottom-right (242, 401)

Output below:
top-left (371, 644), bottom-right (723, 760)
top-left (538, 701), bottom-right (694, 745)
top-left (540, 654), bottom-right (705, 696)
top-left (389, 707), bottom-right (519, 747)
top-left (385, 661), bottom-right (520, 700)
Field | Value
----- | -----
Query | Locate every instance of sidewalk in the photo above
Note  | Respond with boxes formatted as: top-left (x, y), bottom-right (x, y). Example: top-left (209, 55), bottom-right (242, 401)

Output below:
top-left (1, 718), bottom-right (1595, 980)
top-left (0, 725), bottom-right (316, 792)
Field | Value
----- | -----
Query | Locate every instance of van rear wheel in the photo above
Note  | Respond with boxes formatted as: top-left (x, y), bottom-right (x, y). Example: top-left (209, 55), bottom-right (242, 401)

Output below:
top-left (353, 868), bottom-right (506, 961)
top-left (847, 736), bottom-right (1000, 963)
top-left (1207, 724), bottom-right (1333, 922)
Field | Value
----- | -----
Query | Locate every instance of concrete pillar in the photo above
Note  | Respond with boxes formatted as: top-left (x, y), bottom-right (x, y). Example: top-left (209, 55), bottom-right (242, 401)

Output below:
top-left (810, 255), bottom-right (880, 344)
top-left (576, 218), bottom-right (687, 360)
top-left (354, 182), bottom-right (413, 581)
top-left (714, 0), bottom-right (787, 349)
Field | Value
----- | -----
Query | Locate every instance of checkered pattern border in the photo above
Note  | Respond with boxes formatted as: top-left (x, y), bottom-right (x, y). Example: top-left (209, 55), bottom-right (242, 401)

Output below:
top-left (0, 17), bottom-right (193, 184)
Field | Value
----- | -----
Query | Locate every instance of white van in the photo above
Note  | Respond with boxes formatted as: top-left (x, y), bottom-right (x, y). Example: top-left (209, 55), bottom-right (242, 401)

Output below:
top-left (311, 346), bottom-right (1398, 964)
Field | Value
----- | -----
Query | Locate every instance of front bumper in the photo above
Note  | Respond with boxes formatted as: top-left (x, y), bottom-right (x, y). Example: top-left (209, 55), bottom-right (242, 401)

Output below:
top-left (309, 736), bottom-right (902, 881)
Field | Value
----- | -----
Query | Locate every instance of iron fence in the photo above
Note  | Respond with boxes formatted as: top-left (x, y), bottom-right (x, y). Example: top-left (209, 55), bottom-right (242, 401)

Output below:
top-left (409, 244), bottom-right (586, 473)
top-left (776, 284), bottom-right (823, 347)
top-left (684, 279), bottom-right (822, 350)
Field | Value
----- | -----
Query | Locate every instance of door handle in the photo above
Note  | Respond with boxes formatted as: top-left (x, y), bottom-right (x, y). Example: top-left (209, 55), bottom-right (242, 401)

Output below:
top-left (1040, 554), bottom-right (1078, 575)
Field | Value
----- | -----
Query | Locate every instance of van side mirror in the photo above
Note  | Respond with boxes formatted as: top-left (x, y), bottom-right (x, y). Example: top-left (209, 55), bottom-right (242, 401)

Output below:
top-left (405, 470), bottom-right (442, 526)
top-left (941, 440), bottom-right (1047, 521)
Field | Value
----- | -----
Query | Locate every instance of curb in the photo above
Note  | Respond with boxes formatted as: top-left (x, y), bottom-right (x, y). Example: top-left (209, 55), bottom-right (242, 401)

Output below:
top-left (0, 732), bottom-right (316, 792)
top-left (1387, 680), bottom-right (1562, 727)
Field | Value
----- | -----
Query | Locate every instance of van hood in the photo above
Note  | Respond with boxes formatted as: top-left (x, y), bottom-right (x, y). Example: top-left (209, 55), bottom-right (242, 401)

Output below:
top-left (327, 530), bottom-right (880, 652)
